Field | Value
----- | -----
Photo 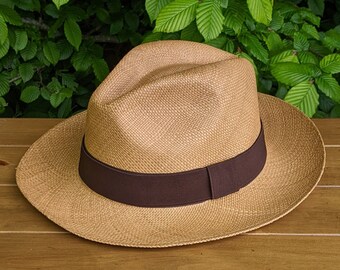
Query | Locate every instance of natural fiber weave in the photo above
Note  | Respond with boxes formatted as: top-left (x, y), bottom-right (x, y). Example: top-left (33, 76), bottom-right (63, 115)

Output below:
top-left (85, 41), bottom-right (260, 173)
top-left (16, 41), bottom-right (325, 248)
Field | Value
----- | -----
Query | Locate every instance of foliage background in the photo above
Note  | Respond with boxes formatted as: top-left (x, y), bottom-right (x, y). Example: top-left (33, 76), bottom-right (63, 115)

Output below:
top-left (0, 0), bottom-right (339, 118)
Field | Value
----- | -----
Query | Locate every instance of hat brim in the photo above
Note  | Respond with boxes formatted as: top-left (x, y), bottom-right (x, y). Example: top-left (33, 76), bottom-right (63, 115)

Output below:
top-left (16, 94), bottom-right (325, 248)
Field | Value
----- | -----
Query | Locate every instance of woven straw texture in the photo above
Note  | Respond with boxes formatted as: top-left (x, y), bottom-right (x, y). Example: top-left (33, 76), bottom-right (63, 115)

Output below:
top-left (85, 41), bottom-right (260, 173)
top-left (16, 41), bottom-right (325, 248)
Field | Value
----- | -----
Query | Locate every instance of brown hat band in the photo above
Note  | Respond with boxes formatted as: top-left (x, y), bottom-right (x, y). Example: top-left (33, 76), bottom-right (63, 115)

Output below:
top-left (78, 124), bottom-right (266, 208)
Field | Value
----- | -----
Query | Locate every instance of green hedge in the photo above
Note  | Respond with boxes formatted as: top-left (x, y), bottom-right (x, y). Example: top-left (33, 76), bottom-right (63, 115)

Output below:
top-left (0, 0), bottom-right (339, 118)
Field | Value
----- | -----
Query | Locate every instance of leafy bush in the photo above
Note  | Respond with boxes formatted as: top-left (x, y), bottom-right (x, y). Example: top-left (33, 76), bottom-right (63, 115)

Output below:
top-left (144, 0), bottom-right (340, 117)
top-left (0, 0), bottom-right (339, 118)
top-left (0, 0), bottom-right (150, 117)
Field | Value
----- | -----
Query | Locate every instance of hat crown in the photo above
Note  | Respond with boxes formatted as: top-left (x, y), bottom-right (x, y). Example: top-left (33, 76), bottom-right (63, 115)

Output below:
top-left (84, 41), bottom-right (261, 173)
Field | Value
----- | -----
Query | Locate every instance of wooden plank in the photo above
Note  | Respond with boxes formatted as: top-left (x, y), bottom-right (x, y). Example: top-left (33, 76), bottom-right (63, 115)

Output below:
top-left (0, 118), bottom-right (61, 146)
top-left (0, 187), bottom-right (64, 232)
top-left (323, 147), bottom-right (340, 185)
top-left (0, 234), bottom-right (339, 269)
top-left (0, 119), bottom-right (340, 146)
top-left (313, 119), bottom-right (340, 145)
top-left (1, 186), bottom-right (339, 234)
top-left (1, 147), bottom-right (339, 185)
top-left (0, 147), bottom-right (28, 184)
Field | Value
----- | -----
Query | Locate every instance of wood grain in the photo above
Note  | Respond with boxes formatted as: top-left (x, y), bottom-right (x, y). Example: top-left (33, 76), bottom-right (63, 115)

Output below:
top-left (0, 145), bottom-right (339, 186)
top-left (1, 186), bottom-right (339, 234)
top-left (0, 147), bottom-right (27, 184)
top-left (0, 118), bottom-right (339, 268)
top-left (0, 118), bottom-right (339, 146)
top-left (0, 234), bottom-right (339, 270)
top-left (0, 118), bottom-right (61, 146)
top-left (313, 119), bottom-right (340, 145)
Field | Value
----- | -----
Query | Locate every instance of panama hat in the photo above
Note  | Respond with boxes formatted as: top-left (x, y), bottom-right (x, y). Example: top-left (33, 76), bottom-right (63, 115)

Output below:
top-left (16, 40), bottom-right (325, 248)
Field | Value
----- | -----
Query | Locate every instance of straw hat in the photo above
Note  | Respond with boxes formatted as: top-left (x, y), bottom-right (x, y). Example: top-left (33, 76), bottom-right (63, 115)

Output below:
top-left (16, 40), bottom-right (325, 248)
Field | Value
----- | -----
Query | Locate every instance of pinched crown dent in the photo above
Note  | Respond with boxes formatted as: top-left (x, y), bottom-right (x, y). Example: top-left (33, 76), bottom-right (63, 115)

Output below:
top-left (84, 41), bottom-right (261, 173)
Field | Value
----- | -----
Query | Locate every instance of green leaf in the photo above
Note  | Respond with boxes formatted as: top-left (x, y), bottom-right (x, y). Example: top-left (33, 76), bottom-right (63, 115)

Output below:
top-left (146, 0), bottom-right (172, 23)
top-left (330, 105), bottom-right (340, 118)
top-left (47, 77), bottom-right (62, 92)
top-left (284, 81), bottom-right (319, 117)
top-left (50, 92), bottom-right (65, 108)
top-left (19, 63), bottom-right (34, 83)
top-left (71, 47), bottom-right (93, 71)
top-left (0, 5), bottom-right (22, 25)
top-left (239, 33), bottom-right (269, 63)
top-left (20, 86), bottom-right (40, 103)
top-left (180, 22), bottom-right (203, 42)
top-left (36, 49), bottom-right (51, 66)
top-left (108, 0), bottom-right (121, 12)
top-left (92, 59), bottom-right (110, 81)
top-left (223, 0), bottom-right (246, 34)
top-left (269, 11), bottom-right (284, 31)
top-left (265, 32), bottom-right (282, 53)
top-left (0, 74), bottom-right (9, 96)
top-left (271, 62), bottom-right (321, 86)
top-left (280, 22), bottom-right (299, 36)
top-left (13, 30), bottom-right (28, 52)
top-left (221, 0), bottom-right (228, 9)
top-left (301, 23), bottom-right (319, 40)
top-left (20, 41), bottom-right (37, 61)
top-left (316, 74), bottom-right (340, 103)
top-left (143, 32), bottom-right (163, 43)
top-left (205, 35), bottom-right (227, 49)
top-left (56, 39), bottom-right (73, 60)
top-left (322, 28), bottom-right (340, 49)
top-left (275, 84), bottom-right (288, 99)
top-left (0, 38), bottom-right (9, 59)
top-left (60, 87), bottom-right (72, 98)
top-left (57, 98), bottom-right (72, 118)
top-left (45, 3), bottom-right (59, 18)
top-left (319, 93), bottom-right (335, 113)
top-left (124, 11), bottom-right (139, 31)
top-left (64, 18), bottom-right (82, 51)
top-left (63, 6), bottom-right (86, 22)
top-left (40, 87), bottom-right (51, 101)
top-left (96, 8), bottom-right (110, 24)
top-left (225, 39), bottom-right (234, 53)
top-left (43, 41), bottom-right (60, 65)
top-left (196, 0), bottom-right (224, 41)
top-left (50, 88), bottom-right (72, 108)
top-left (298, 51), bottom-right (319, 65)
top-left (110, 19), bottom-right (124, 35)
top-left (61, 73), bottom-right (78, 90)
top-left (0, 16), bottom-right (8, 45)
top-left (299, 9), bottom-right (320, 27)
top-left (246, 0), bottom-right (272, 25)
top-left (308, 0), bottom-right (324, 16)
top-left (310, 40), bottom-right (332, 57)
top-left (275, 2), bottom-right (297, 18)
top-left (293, 32), bottom-right (309, 51)
top-left (319, 54), bottom-right (340, 74)
top-left (52, 0), bottom-right (69, 10)
top-left (15, 0), bottom-right (40, 11)
top-left (154, 0), bottom-right (198, 33)
top-left (0, 96), bottom-right (7, 114)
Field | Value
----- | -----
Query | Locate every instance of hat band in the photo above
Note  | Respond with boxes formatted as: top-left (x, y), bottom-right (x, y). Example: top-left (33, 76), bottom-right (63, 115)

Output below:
top-left (78, 124), bottom-right (266, 208)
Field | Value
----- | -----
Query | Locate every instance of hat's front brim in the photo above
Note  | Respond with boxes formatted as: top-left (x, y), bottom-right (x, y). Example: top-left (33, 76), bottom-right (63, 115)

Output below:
top-left (16, 94), bottom-right (325, 248)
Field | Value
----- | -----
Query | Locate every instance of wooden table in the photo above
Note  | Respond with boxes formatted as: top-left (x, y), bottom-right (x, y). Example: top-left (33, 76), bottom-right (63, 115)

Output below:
top-left (0, 118), bottom-right (339, 269)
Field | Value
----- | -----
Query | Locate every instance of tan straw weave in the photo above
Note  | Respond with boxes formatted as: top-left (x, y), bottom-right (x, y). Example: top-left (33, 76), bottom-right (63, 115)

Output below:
top-left (16, 40), bottom-right (325, 248)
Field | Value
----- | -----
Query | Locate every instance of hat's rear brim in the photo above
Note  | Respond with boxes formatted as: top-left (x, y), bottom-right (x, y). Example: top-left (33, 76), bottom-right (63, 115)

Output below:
top-left (16, 94), bottom-right (325, 248)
